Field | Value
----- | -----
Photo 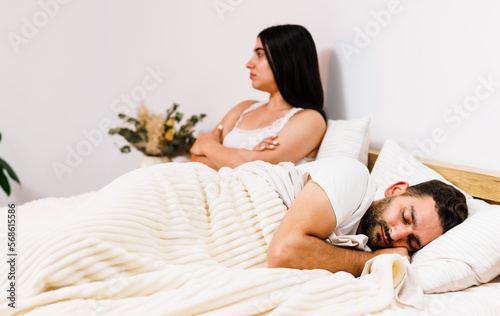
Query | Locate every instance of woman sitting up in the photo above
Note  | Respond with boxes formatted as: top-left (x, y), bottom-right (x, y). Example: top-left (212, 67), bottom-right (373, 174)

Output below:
top-left (190, 24), bottom-right (327, 170)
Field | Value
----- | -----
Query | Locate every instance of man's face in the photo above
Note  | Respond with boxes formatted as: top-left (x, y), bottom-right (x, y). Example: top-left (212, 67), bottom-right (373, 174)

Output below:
top-left (360, 194), bottom-right (444, 253)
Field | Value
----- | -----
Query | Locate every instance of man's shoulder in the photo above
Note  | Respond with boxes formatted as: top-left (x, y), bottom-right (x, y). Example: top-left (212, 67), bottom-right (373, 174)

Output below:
top-left (300, 156), bottom-right (375, 226)
top-left (298, 156), bottom-right (369, 177)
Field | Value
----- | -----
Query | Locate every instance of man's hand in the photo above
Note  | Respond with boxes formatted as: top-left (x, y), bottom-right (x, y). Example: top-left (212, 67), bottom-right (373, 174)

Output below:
top-left (373, 247), bottom-right (410, 262)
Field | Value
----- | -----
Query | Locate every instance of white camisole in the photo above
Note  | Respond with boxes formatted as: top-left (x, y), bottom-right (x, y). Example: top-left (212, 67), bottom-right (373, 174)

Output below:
top-left (222, 101), bottom-right (315, 165)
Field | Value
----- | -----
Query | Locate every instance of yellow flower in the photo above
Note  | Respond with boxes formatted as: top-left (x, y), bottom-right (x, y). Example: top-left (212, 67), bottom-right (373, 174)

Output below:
top-left (166, 118), bottom-right (176, 127)
top-left (164, 128), bottom-right (176, 141)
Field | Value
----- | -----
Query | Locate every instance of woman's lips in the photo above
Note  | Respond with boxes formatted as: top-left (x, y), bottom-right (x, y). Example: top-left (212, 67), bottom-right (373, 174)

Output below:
top-left (250, 73), bottom-right (255, 79)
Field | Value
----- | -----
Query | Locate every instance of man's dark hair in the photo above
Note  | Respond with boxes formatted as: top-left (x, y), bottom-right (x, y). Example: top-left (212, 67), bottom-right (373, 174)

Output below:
top-left (403, 180), bottom-right (468, 233)
top-left (258, 24), bottom-right (327, 121)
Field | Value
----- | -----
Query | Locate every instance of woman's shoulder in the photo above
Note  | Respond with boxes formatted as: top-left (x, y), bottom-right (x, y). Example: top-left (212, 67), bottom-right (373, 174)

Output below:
top-left (220, 100), bottom-right (262, 130)
top-left (227, 100), bottom-right (261, 115)
top-left (236, 100), bottom-right (262, 111)
top-left (289, 108), bottom-right (327, 127)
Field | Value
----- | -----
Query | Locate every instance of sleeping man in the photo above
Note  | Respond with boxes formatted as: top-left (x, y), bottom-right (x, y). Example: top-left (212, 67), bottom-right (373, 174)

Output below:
top-left (240, 156), bottom-right (468, 277)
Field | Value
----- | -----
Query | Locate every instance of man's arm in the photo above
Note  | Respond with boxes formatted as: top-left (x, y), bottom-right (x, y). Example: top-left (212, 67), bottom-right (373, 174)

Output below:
top-left (267, 179), bottom-right (376, 277)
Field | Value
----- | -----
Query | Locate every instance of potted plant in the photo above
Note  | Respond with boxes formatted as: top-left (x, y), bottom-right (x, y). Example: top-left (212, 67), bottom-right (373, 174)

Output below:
top-left (0, 132), bottom-right (21, 196)
top-left (109, 102), bottom-right (206, 167)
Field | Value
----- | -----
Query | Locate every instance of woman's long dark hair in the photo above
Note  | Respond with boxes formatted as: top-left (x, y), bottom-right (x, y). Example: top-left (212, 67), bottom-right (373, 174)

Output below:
top-left (258, 24), bottom-right (326, 121)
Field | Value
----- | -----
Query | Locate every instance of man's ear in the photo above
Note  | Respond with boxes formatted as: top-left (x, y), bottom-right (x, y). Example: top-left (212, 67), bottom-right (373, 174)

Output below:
top-left (384, 181), bottom-right (409, 197)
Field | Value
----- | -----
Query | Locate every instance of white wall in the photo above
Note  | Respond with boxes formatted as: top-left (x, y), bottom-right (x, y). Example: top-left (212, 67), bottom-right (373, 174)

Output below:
top-left (1, 0), bottom-right (499, 205)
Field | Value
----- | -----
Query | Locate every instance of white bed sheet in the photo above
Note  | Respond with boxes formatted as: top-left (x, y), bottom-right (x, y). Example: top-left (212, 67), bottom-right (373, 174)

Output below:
top-left (2, 191), bottom-right (500, 315)
top-left (371, 274), bottom-right (500, 316)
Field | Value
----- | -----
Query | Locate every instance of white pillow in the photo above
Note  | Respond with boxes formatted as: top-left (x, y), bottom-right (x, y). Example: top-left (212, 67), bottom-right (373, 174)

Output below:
top-left (370, 139), bottom-right (472, 202)
top-left (316, 116), bottom-right (370, 166)
top-left (412, 202), bottom-right (500, 293)
top-left (370, 139), bottom-right (500, 293)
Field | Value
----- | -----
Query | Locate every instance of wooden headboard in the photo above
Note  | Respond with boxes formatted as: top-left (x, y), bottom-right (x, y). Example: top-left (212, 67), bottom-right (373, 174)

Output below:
top-left (368, 149), bottom-right (500, 205)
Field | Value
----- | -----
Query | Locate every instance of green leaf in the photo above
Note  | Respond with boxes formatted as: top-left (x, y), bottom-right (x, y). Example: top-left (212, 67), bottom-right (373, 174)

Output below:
top-left (126, 117), bottom-right (141, 125)
top-left (134, 123), bottom-right (148, 141)
top-left (166, 103), bottom-right (180, 119)
top-left (137, 130), bottom-right (148, 142)
top-left (117, 129), bottom-right (142, 144)
top-left (120, 146), bottom-right (131, 153)
top-left (0, 132), bottom-right (2, 143)
top-left (188, 116), bottom-right (198, 125)
top-left (118, 113), bottom-right (127, 119)
top-left (0, 158), bottom-right (20, 184)
top-left (108, 128), bottom-right (119, 135)
top-left (135, 146), bottom-right (147, 155)
top-left (164, 146), bottom-right (174, 156)
top-left (0, 169), bottom-right (11, 196)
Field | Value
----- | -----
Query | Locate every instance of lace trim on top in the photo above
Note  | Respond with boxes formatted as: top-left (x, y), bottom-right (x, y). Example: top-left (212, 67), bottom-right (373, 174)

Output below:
top-left (222, 101), bottom-right (304, 151)
top-left (231, 101), bottom-right (303, 134)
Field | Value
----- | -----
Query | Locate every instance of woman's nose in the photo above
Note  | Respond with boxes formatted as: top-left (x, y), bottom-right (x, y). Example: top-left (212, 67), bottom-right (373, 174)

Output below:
top-left (246, 58), bottom-right (254, 69)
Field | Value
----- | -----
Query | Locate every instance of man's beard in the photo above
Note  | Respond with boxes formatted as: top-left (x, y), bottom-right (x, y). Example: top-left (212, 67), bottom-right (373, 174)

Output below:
top-left (359, 196), bottom-right (394, 250)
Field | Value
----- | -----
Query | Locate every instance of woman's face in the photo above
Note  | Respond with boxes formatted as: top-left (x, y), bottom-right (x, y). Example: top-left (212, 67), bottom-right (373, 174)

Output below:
top-left (246, 38), bottom-right (278, 93)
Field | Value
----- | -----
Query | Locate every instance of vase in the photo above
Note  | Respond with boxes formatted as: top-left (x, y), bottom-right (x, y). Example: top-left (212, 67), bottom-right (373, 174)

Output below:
top-left (138, 156), bottom-right (172, 168)
top-left (138, 154), bottom-right (191, 168)
top-left (170, 154), bottom-right (191, 163)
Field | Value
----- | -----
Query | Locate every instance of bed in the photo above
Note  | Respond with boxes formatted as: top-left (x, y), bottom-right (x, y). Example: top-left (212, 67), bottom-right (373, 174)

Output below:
top-left (365, 141), bottom-right (500, 315)
top-left (0, 121), bottom-right (499, 315)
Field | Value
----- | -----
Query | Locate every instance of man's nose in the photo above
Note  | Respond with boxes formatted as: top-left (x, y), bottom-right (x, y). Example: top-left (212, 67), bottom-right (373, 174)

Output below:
top-left (389, 225), bottom-right (412, 245)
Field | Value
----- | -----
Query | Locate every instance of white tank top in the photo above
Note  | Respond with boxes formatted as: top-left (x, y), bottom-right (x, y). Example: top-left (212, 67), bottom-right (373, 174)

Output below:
top-left (222, 101), bottom-right (315, 165)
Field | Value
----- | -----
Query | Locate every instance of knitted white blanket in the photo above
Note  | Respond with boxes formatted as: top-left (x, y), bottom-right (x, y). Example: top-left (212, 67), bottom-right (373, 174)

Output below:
top-left (0, 162), bottom-right (419, 315)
